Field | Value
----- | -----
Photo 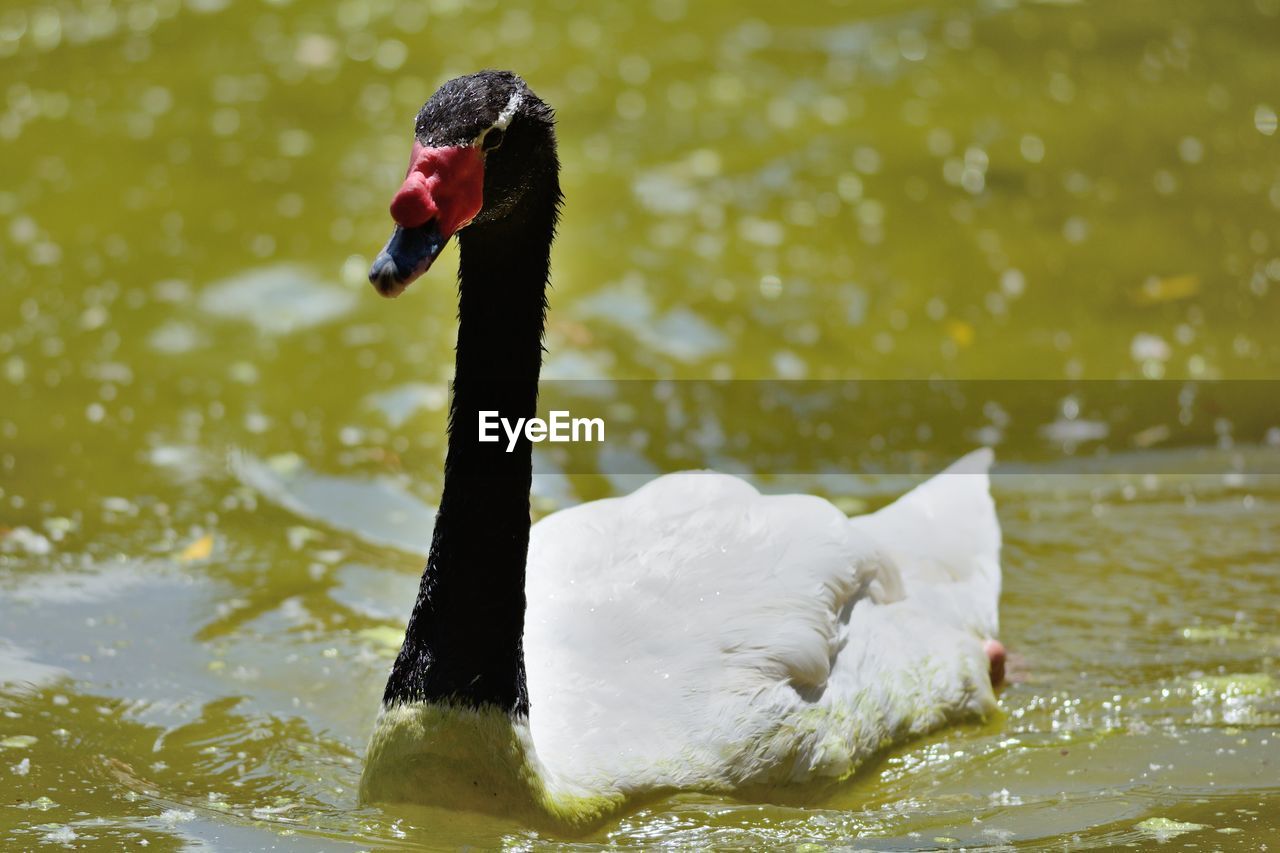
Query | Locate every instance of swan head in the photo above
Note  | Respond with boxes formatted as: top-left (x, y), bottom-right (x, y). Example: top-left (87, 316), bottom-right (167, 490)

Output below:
top-left (369, 70), bottom-right (558, 297)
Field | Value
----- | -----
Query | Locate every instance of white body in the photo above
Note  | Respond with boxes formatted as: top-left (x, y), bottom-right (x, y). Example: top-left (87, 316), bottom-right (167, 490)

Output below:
top-left (362, 450), bottom-right (1002, 824)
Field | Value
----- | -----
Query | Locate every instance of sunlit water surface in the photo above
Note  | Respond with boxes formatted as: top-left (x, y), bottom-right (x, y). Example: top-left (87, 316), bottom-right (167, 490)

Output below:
top-left (2, 0), bottom-right (1278, 849)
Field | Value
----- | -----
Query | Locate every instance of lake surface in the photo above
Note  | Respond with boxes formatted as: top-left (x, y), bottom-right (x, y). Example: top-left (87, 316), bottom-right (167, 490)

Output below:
top-left (2, 0), bottom-right (1278, 848)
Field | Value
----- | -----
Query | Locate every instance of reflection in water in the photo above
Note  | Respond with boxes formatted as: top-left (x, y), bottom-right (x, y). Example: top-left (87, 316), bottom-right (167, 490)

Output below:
top-left (198, 265), bottom-right (357, 337)
top-left (2, 0), bottom-right (1279, 847)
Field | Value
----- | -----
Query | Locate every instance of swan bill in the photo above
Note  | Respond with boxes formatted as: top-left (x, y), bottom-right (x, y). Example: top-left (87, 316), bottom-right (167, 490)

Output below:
top-left (369, 221), bottom-right (447, 297)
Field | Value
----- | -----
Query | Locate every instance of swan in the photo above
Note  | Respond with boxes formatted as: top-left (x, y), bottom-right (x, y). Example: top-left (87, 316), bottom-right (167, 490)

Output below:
top-left (360, 70), bottom-right (1005, 827)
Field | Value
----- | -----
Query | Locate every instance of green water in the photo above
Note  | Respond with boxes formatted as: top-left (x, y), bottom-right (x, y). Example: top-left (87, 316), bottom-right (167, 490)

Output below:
top-left (2, 0), bottom-right (1279, 848)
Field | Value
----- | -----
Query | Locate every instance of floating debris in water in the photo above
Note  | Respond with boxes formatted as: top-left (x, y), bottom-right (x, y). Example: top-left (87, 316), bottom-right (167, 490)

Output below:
top-left (1039, 418), bottom-right (1109, 446)
top-left (0, 735), bottom-right (37, 749)
top-left (1131, 423), bottom-right (1170, 448)
top-left (357, 626), bottom-right (404, 657)
top-left (148, 320), bottom-right (205, 354)
top-left (1131, 273), bottom-right (1200, 305)
top-left (1135, 817), bottom-right (1206, 840)
top-left (945, 319), bottom-right (974, 348)
top-left (156, 808), bottom-right (197, 826)
top-left (40, 825), bottom-right (77, 844)
top-left (42, 517), bottom-right (75, 542)
top-left (286, 525), bottom-right (322, 551)
top-left (0, 527), bottom-right (51, 555)
top-left (178, 534), bottom-right (214, 562)
top-left (266, 453), bottom-right (304, 475)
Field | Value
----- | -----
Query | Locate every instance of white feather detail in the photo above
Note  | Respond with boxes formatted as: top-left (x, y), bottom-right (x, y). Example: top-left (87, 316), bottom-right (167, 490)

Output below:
top-left (474, 91), bottom-right (524, 149)
top-left (494, 90), bottom-right (523, 130)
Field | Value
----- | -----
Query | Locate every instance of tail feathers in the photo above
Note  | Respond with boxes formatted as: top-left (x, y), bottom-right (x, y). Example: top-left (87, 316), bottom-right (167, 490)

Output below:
top-left (849, 449), bottom-right (1002, 636)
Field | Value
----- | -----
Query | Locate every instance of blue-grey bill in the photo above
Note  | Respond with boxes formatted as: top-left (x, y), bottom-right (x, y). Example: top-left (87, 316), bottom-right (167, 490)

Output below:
top-left (369, 222), bottom-right (447, 297)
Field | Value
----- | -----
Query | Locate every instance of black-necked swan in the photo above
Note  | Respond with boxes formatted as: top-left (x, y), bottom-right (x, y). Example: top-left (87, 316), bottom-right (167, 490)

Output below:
top-left (359, 70), bottom-right (1006, 825)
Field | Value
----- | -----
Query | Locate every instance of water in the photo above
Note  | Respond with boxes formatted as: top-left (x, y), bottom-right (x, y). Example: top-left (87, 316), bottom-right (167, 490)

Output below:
top-left (2, 0), bottom-right (1278, 848)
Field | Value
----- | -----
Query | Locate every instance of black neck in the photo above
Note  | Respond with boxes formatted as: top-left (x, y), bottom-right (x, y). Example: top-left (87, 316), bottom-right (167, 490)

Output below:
top-left (382, 186), bottom-right (557, 715)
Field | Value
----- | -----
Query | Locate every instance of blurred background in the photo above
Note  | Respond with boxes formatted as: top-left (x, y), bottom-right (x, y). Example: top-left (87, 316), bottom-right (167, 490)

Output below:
top-left (2, 0), bottom-right (1278, 848)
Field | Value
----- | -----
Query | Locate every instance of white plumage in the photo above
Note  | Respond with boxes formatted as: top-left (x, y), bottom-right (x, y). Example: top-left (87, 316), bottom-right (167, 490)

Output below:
top-left (361, 449), bottom-right (1002, 823)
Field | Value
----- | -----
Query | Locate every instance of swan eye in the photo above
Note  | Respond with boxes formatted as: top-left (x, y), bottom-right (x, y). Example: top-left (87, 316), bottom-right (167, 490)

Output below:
top-left (482, 127), bottom-right (505, 152)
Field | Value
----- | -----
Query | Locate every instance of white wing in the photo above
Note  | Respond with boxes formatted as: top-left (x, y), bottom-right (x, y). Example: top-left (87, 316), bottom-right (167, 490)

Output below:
top-left (849, 448), bottom-right (1001, 638)
top-left (523, 450), bottom-right (1001, 801)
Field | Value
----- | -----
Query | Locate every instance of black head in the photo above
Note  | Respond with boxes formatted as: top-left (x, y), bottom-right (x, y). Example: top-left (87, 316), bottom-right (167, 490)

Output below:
top-left (369, 71), bottom-right (560, 296)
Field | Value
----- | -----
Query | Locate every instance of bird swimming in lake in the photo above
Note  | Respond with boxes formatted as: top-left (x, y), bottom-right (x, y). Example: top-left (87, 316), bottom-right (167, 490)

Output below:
top-left (359, 70), bottom-right (1006, 827)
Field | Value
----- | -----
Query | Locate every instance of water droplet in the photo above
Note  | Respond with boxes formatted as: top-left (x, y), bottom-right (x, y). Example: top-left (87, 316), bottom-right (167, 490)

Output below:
top-left (1178, 136), bottom-right (1204, 164)
top-left (759, 275), bottom-right (783, 299)
top-left (1254, 104), bottom-right (1277, 136)
top-left (1020, 134), bottom-right (1045, 163)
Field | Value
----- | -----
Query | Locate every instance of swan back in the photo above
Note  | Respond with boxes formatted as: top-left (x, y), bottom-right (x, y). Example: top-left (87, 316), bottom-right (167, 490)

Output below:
top-left (521, 451), bottom-right (1002, 801)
